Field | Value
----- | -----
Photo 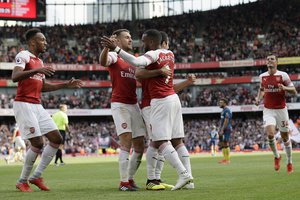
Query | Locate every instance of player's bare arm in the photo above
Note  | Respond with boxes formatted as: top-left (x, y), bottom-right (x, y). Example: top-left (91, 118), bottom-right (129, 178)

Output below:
top-left (99, 47), bottom-right (110, 67)
top-left (101, 36), bottom-right (151, 67)
top-left (101, 36), bottom-right (117, 50)
top-left (255, 87), bottom-right (264, 106)
top-left (278, 84), bottom-right (297, 94)
top-left (135, 65), bottom-right (171, 79)
top-left (42, 78), bottom-right (83, 92)
top-left (173, 74), bottom-right (196, 93)
top-left (12, 66), bottom-right (55, 82)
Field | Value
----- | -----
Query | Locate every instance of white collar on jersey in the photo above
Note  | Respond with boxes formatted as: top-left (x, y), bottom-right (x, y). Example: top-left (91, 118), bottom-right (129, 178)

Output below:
top-left (25, 50), bottom-right (37, 58)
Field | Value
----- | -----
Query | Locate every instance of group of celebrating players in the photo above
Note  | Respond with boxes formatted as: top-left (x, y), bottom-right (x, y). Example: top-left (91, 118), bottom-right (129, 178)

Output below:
top-left (10, 27), bottom-right (297, 193)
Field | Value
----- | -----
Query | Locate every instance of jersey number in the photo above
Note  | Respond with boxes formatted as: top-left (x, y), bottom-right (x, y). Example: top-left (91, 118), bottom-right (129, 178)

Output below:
top-left (164, 65), bottom-right (171, 84)
top-left (280, 121), bottom-right (288, 128)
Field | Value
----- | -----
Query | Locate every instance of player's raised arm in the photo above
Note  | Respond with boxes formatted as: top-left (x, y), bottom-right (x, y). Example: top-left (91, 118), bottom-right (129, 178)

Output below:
top-left (101, 36), bottom-right (152, 67)
top-left (173, 74), bottom-right (196, 93)
top-left (42, 78), bottom-right (83, 92)
top-left (99, 35), bottom-right (118, 67)
top-left (99, 47), bottom-right (110, 67)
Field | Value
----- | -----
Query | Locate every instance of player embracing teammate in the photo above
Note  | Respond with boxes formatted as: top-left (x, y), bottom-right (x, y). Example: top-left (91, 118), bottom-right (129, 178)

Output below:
top-left (101, 29), bottom-right (193, 190)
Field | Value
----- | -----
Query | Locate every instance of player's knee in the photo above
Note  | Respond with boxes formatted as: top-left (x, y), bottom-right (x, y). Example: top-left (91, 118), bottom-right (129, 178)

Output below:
top-left (171, 138), bottom-right (183, 147)
top-left (280, 132), bottom-right (289, 142)
top-left (32, 141), bottom-right (44, 149)
top-left (120, 139), bottom-right (132, 150)
top-left (29, 136), bottom-right (44, 149)
top-left (56, 134), bottom-right (63, 145)
top-left (132, 141), bottom-right (144, 152)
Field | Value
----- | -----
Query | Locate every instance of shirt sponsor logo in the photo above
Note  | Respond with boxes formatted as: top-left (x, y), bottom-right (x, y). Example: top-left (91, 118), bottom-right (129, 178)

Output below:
top-left (30, 73), bottom-right (45, 81)
top-left (120, 68), bottom-right (136, 80)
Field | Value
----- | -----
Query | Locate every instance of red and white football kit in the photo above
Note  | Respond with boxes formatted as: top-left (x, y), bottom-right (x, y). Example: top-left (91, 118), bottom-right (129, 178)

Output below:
top-left (13, 50), bottom-right (57, 140)
top-left (259, 70), bottom-right (294, 132)
top-left (138, 49), bottom-right (184, 141)
top-left (107, 52), bottom-right (146, 138)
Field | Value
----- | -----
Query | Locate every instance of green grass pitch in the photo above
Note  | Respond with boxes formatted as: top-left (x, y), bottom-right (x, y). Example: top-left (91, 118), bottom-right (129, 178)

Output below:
top-left (0, 152), bottom-right (299, 200)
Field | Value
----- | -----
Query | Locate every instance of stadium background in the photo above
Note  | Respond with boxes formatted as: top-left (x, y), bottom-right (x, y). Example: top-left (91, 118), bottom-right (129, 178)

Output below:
top-left (1, 0), bottom-right (300, 158)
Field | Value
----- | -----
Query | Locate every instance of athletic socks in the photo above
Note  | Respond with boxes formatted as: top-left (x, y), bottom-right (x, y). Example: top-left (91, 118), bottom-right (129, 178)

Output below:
top-left (176, 144), bottom-right (192, 177)
top-left (30, 143), bottom-right (59, 180)
top-left (268, 137), bottom-right (280, 158)
top-left (284, 139), bottom-right (292, 164)
top-left (159, 142), bottom-right (187, 176)
top-left (119, 149), bottom-right (130, 182)
top-left (18, 147), bottom-right (40, 183)
top-left (155, 153), bottom-right (165, 180)
top-left (146, 146), bottom-right (158, 180)
top-left (128, 151), bottom-right (143, 180)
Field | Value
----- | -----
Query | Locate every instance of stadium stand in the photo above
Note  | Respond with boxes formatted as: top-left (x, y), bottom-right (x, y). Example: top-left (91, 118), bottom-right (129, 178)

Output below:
top-left (1, 0), bottom-right (300, 155)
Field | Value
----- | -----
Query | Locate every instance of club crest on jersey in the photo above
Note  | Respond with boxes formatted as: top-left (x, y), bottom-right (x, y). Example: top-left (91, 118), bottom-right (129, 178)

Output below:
top-left (276, 77), bottom-right (281, 82)
top-left (29, 127), bottom-right (35, 133)
top-left (16, 57), bottom-right (23, 64)
top-left (121, 123), bottom-right (127, 129)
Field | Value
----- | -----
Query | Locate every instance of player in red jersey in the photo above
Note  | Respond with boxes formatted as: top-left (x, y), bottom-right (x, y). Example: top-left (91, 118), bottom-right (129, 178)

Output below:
top-left (12, 28), bottom-right (83, 192)
top-left (100, 29), bottom-right (168, 191)
top-left (136, 31), bottom-right (195, 190)
top-left (101, 29), bottom-right (193, 190)
top-left (256, 54), bottom-right (297, 174)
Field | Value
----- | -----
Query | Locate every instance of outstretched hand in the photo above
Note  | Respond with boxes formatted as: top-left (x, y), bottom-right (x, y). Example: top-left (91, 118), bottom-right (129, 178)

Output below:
top-left (37, 66), bottom-right (55, 77)
top-left (66, 78), bottom-right (84, 88)
top-left (101, 36), bottom-right (117, 50)
top-left (187, 74), bottom-right (196, 84)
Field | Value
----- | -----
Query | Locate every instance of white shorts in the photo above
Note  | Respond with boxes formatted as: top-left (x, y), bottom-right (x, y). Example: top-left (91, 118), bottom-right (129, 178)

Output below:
top-left (150, 94), bottom-right (184, 141)
top-left (263, 107), bottom-right (289, 132)
top-left (111, 102), bottom-right (146, 138)
top-left (13, 101), bottom-right (58, 140)
top-left (142, 106), bottom-right (152, 139)
top-left (14, 136), bottom-right (26, 149)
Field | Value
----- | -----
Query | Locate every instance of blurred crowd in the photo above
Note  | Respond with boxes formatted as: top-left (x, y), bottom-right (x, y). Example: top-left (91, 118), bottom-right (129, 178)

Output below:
top-left (0, 0), bottom-right (300, 64)
top-left (2, 116), bottom-right (300, 156)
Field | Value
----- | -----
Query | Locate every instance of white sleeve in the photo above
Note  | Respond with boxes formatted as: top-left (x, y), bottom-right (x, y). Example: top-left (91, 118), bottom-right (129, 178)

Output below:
top-left (15, 51), bottom-right (30, 69)
top-left (107, 52), bottom-right (117, 66)
top-left (258, 74), bottom-right (263, 87)
top-left (118, 50), bottom-right (157, 68)
top-left (282, 72), bottom-right (294, 87)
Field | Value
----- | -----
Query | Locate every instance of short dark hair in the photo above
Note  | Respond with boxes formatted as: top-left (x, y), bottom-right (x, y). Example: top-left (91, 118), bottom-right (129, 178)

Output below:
top-left (220, 98), bottom-right (228, 105)
top-left (25, 28), bottom-right (41, 42)
top-left (144, 29), bottom-right (162, 44)
top-left (267, 53), bottom-right (278, 61)
top-left (112, 29), bottom-right (129, 37)
top-left (160, 31), bottom-right (168, 45)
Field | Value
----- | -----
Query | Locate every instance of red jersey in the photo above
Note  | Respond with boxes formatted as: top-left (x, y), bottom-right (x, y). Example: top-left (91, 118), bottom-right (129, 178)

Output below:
top-left (259, 70), bottom-right (293, 109)
top-left (108, 52), bottom-right (137, 104)
top-left (144, 49), bottom-right (175, 99)
top-left (140, 79), bottom-right (151, 109)
top-left (14, 50), bottom-right (45, 104)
